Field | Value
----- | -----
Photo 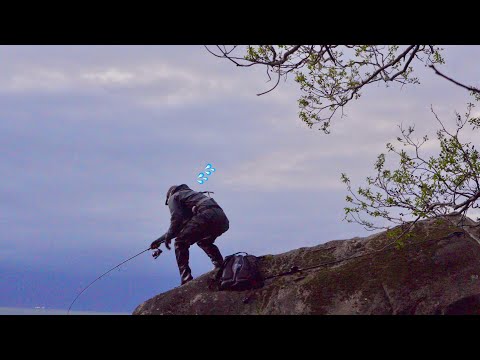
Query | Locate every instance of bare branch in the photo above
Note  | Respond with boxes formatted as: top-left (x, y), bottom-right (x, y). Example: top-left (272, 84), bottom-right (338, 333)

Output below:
top-left (257, 67), bottom-right (282, 96)
top-left (429, 65), bottom-right (480, 94)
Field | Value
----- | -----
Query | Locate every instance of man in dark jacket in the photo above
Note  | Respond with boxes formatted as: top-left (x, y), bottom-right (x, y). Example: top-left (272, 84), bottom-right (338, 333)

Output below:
top-left (150, 184), bottom-right (229, 285)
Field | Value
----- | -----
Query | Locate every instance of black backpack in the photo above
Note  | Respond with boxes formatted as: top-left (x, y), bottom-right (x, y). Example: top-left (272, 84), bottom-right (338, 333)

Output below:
top-left (217, 252), bottom-right (264, 291)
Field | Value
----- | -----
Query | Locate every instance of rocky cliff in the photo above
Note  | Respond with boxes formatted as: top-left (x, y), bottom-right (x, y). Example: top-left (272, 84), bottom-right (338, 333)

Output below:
top-left (133, 215), bottom-right (480, 315)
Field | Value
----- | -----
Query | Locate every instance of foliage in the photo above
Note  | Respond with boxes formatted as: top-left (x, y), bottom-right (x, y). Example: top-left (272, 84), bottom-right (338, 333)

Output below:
top-left (342, 103), bottom-right (480, 240)
top-left (206, 45), bottom-right (444, 133)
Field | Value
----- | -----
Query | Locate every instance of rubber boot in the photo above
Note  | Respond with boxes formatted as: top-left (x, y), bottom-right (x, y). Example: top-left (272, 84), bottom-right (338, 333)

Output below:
top-left (175, 241), bottom-right (193, 285)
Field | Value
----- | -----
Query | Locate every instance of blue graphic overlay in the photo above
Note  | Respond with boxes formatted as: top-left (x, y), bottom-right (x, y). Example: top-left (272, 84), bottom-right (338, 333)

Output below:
top-left (197, 163), bottom-right (216, 184)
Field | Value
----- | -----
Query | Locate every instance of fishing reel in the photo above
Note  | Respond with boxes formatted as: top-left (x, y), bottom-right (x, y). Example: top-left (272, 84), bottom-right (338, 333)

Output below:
top-left (152, 248), bottom-right (163, 259)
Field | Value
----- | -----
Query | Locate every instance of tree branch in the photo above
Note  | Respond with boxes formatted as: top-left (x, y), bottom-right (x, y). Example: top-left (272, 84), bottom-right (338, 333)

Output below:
top-left (351, 45), bottom-right (417, 91)
top-left (429, 65), bottom-right (480, 94)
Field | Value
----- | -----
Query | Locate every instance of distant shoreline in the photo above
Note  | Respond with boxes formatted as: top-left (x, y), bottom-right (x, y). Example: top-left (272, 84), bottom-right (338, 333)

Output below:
top-left (0, 307), bottom-right (130, 315)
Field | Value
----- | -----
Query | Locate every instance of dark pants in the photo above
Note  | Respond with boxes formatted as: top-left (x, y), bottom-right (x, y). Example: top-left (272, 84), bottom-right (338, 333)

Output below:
top-left (174, 207), bottom-right (229, 285)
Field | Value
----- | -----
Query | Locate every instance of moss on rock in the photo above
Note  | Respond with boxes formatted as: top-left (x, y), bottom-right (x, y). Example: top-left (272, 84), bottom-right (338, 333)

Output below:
top-left (133, 215), bottom-right (480, 315)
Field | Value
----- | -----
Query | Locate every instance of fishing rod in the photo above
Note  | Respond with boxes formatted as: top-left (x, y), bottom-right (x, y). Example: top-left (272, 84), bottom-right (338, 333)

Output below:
top-left (67, 240), bottom-right (166, 315)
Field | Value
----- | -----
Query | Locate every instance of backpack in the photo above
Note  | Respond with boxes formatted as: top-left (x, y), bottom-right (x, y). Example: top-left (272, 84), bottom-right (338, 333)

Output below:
top-left (217, 252), bottom-right (264, 291)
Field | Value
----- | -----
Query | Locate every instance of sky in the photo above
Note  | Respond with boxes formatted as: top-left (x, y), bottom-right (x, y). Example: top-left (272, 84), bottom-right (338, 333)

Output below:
top-left (1, 45), bottom-right (479, 314)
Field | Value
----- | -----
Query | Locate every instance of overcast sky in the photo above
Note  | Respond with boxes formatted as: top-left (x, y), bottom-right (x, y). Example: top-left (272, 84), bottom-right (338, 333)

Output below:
top-left (1, 45), bottom-right (479, 313)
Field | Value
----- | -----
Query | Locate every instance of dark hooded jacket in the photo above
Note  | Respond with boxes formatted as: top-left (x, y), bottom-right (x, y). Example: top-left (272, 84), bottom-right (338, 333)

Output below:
top-left (163, 184), bottom-right (221, 241)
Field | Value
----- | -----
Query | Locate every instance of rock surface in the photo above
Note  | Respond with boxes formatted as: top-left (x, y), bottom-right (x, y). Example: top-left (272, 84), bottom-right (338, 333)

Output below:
top-left (133, 215), bottom-right (480, 315)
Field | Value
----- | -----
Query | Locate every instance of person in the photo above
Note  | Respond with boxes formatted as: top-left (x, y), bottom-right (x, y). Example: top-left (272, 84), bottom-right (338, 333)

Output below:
top-left (150, 184), bottom-right (229, 285)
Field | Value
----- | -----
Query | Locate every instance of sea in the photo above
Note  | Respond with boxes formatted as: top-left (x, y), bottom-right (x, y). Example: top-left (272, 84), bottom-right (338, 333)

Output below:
top-left (0, 307), bottom-right (130, 315)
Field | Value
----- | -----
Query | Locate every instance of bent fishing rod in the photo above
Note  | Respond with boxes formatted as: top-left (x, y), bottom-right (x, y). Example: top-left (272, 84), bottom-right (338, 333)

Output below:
top-left (67, 239), bottom-right (166, 315)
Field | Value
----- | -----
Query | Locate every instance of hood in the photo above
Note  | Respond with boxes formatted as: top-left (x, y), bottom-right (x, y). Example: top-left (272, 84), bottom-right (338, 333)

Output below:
top-left (165, 184), bottom-right (192, 205)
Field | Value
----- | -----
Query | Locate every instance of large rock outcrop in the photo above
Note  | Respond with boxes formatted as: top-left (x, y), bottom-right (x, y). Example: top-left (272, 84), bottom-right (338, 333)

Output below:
top-left (133, 215), bottom-right (480, 315)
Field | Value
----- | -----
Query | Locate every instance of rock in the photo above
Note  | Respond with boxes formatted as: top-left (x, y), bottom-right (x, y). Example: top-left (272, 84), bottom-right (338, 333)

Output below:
top-left (133, 215), bottom-right (480, 315)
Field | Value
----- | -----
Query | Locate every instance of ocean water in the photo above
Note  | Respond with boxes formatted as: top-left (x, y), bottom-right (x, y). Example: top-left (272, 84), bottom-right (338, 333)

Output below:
top-left (0, 307), bottom-right (130, 315)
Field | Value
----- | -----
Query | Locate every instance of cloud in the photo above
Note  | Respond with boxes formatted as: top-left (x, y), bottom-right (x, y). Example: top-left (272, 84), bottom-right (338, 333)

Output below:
top-left (8, 68), bottom-right (71, 92)
top-left (222, 149), bottom-right (346, 191)
top-left (0, 46), bottom-right (271, 109)
top-left (82, 68), bottom-right (135, 84)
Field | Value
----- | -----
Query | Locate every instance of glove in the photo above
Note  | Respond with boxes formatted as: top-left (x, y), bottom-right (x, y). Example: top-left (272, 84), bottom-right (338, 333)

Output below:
top-left (150, 234), bottom-right (166, 249)
top-left (164, 237), bottom-right (172, 250)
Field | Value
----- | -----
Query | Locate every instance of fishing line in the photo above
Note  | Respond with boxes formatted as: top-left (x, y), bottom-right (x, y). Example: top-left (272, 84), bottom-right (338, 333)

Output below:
top-left (67, 247), bottom-right (151, 315)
